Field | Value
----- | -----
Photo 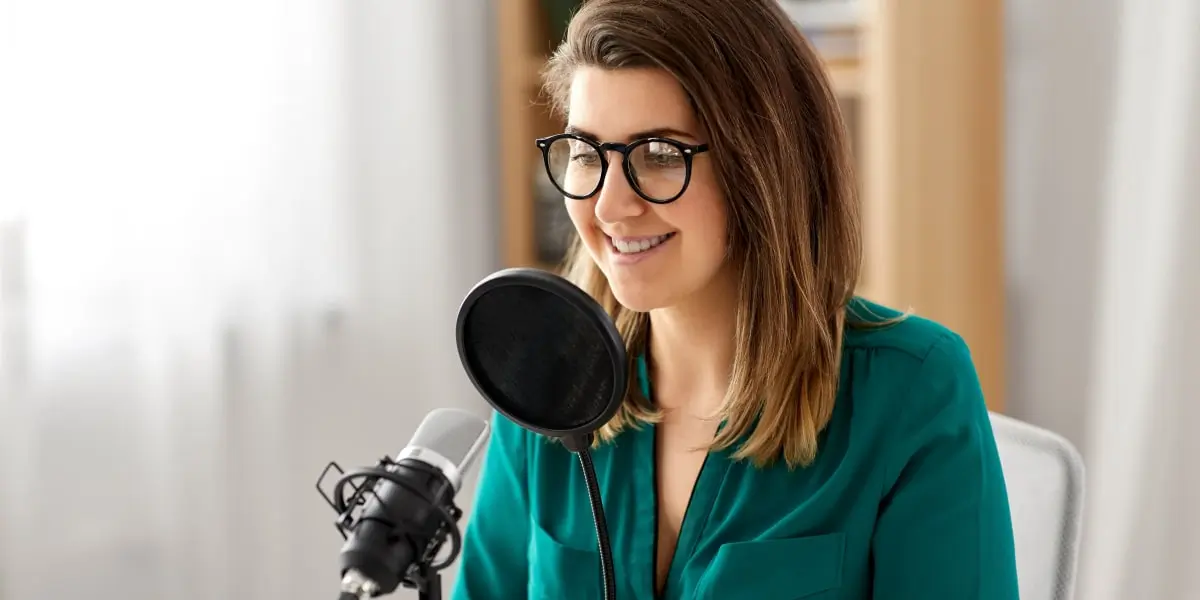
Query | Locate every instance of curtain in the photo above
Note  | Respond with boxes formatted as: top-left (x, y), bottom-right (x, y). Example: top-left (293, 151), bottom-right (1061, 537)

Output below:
top-left (1078, 0), bottom-right (1200, 597)
top-left (1006, 0), bottom-right (1200, 597)
top-left (0, 1), bottom-right (495, 598)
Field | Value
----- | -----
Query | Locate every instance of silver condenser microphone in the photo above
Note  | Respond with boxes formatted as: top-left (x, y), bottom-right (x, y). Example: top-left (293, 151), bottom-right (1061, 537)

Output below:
top-left (317, 408), bottom-right (490, 600)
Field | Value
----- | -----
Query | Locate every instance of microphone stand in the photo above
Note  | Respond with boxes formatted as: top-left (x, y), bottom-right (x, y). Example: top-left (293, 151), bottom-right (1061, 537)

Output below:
top-left (401, 562), bottom-right (443, 600)
top-left (418, 566), bottom-right (443, 600)
top-left (563, 434), bottom-right (618, 600)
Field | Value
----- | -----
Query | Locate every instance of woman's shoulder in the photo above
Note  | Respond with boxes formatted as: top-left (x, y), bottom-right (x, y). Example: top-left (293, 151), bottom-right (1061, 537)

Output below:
top-left (842, 296), bottom-right (977, 377)
top-left (839, 296), bottom-right (988, 429)
top-left (843, 297), bottom-right (968, 360)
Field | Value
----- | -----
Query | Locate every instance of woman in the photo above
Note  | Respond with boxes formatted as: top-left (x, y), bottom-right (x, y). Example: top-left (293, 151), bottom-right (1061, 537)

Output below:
top-left (453, 0), bottom-right (1019, 598)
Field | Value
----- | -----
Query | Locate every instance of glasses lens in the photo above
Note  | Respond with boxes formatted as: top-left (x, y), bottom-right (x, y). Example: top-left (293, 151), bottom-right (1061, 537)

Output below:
top-left (546, 137), bottom-right (602, 197)
top-left (628, 140), bottom-right (688, 201)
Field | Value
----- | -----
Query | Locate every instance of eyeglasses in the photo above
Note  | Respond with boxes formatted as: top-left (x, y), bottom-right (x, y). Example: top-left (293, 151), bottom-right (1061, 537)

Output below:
top-left (535, 133), bottom-right (710, 204)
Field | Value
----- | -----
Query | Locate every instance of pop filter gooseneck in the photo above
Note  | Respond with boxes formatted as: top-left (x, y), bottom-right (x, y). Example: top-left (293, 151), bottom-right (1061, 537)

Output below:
top-left (455, 268), bottom-right (626, 600)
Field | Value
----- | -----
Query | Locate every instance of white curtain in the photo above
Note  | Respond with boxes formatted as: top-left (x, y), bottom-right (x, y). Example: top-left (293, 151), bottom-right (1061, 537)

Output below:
top-left (1079, 0), bottom-right (1200, 597)
top-left (1007, 0), bottom-right (1200, 598)
top-left (0, 1), bottom-right (495, 599)
top-left (0, 1), bottom-right (350, 597)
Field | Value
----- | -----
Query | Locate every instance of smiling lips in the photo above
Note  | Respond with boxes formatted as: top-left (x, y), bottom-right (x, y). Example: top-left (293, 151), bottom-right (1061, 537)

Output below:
top-left (609, 233), bottom-right (674, 254)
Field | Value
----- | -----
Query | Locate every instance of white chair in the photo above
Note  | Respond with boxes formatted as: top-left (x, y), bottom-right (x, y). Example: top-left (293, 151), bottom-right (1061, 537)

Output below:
top-left (990, 412), bottom-right (1085, 600)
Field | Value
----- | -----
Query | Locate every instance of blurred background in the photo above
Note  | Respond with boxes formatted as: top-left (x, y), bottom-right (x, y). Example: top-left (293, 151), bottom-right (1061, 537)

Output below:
top-left (0, 0), bottom-right (1196, 598)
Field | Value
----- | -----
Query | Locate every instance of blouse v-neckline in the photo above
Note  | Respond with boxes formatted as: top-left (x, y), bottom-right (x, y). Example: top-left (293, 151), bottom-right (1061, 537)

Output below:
top-left (633, 354), bottom-right (733, 600)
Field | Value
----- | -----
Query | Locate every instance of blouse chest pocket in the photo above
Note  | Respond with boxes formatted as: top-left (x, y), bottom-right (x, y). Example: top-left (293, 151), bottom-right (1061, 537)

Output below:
top-left (692, 532), bottom-right (846, 600)
top-left (529, 523), bottom-right (603, 600)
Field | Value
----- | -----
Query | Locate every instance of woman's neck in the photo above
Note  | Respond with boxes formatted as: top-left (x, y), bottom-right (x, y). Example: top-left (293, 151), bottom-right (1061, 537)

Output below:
top-left (646, 269), bottom-right (739, 414)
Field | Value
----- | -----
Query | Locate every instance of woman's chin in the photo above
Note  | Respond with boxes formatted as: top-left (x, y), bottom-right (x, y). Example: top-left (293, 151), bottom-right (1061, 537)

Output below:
top-left (609, 284), bottom-right (669, 313)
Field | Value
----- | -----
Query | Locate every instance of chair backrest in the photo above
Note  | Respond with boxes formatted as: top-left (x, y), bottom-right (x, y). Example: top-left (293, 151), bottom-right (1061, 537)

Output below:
top-left (989, 412), bottom-right (1085, 600)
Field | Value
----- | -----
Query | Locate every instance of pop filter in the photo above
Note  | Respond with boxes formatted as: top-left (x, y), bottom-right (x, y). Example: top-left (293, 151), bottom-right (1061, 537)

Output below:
top-left (454, 267), bottom-right (627, 452)
top-left (455, 267), bottom-right (624, 600)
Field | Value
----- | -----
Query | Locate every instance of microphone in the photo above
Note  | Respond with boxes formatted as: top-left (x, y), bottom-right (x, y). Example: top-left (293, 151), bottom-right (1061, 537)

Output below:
top-left (455, 268), bottom-right (628, 600)
top-left (316, 408), bottom-right (490, 600)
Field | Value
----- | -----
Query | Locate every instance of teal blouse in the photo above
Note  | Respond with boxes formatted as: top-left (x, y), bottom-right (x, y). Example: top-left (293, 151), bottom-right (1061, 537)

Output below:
top-left (451, 301), bottom-right (1019, 599)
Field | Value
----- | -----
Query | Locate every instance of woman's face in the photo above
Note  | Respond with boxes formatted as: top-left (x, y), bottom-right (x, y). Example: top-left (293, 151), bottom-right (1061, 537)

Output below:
top-left (562, 66), bottom-right (730, 312)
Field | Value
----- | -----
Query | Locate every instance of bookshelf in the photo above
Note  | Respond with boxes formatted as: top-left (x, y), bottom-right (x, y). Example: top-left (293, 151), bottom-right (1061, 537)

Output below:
top-left (492, 0), bottom-right (1006, 412)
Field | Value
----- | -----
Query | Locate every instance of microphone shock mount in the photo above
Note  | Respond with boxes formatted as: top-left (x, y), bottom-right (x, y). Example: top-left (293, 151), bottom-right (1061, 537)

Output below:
top-left (316, 456), bottom-right (464, 600)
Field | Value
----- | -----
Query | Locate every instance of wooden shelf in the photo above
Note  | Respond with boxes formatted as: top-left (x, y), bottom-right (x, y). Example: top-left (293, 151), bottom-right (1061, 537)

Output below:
top-left (825, 61), bottom-right (863, 97)
top-left (525, 56), bottom-right (545, 90)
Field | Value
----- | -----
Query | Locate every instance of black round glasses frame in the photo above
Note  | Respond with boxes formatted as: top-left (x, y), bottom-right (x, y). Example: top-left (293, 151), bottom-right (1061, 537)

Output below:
top-left (535, 133), bottom-right (711, 205)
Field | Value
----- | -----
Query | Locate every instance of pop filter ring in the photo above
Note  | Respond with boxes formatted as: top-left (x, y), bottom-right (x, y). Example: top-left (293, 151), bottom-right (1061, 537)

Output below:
top-left (454, 267), bottom-right (629, 452)
top-left (454, 267), bottom-right (624, 600)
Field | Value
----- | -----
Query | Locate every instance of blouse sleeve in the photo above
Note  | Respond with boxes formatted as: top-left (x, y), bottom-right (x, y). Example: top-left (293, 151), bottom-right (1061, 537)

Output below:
top-left (450, 411), bottom-right (531, 600)
top-left (871, 334), bottom-right (1020, 599)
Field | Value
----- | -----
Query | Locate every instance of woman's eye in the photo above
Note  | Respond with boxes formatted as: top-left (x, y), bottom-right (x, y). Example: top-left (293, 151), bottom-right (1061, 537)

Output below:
top-left (646, 151), bottom-right (684, 168)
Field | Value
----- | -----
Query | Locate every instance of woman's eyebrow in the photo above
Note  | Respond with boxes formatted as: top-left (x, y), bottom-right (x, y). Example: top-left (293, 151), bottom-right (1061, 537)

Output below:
top-left (564, 125), bottom-right (698, 142)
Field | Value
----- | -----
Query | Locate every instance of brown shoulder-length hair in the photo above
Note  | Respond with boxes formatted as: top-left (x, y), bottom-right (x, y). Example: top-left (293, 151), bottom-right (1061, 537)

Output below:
top-left (543, 0), bottom-right (864, 468)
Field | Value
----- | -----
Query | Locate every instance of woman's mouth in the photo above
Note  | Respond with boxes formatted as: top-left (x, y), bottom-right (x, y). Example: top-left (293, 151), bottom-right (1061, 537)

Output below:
top-left (605, 232), bottom-right (677, 263)
top-left (611, 233), bottom-right (674, 254)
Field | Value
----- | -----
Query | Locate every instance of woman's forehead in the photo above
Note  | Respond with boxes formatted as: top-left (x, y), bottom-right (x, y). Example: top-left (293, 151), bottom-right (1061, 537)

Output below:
top-left (566, 66), bottom-right (700, 142)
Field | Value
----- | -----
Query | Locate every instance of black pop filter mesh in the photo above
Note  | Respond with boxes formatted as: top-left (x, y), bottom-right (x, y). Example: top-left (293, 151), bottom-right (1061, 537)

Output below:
top-left (456, 269), bottom-right (627, 437)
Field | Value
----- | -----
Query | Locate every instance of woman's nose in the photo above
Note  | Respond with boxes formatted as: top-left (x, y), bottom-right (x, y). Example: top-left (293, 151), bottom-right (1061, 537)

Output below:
top-left (593, 162), bottom-right (645, 224)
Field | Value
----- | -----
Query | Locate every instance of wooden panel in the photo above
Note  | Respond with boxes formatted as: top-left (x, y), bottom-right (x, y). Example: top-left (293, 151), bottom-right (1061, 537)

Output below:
top-left (496, 0), bottom-right (537, 268)
top-left (826, 62), bottom-right (863, 98)
top-left (862, 0), bottom-right (1006, 411)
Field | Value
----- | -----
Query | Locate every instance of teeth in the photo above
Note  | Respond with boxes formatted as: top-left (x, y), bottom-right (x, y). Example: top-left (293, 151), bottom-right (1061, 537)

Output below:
top-left (613, 234), bottom-right (672, 255)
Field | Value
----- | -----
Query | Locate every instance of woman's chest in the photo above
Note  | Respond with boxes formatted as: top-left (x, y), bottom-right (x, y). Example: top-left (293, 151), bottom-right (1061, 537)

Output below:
top-left (524, 426), bottom-right (883, 600)
top-left (654, 430), bottom-right (712, 594)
